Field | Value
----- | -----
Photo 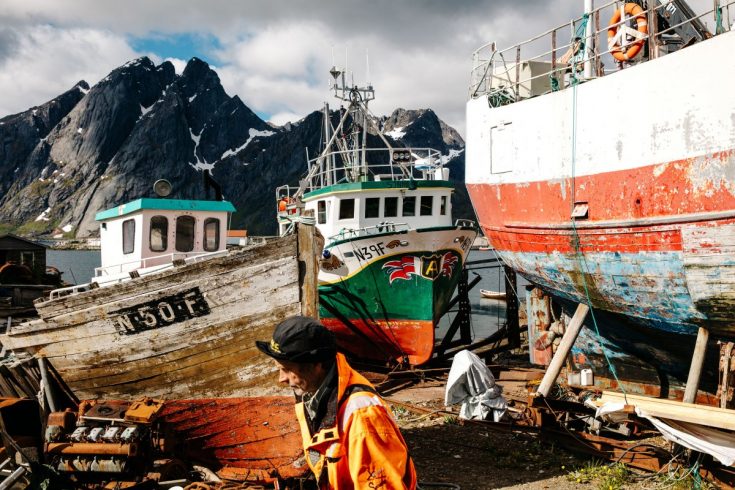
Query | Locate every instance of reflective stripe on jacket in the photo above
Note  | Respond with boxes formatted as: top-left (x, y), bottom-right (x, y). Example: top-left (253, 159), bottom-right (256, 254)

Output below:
top-left (295, 353), bottom-right (417, 489)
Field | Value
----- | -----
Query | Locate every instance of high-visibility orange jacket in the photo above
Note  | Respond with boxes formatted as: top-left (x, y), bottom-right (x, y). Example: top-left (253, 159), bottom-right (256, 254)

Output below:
top-left (295, 353), bottom-right (417, 489)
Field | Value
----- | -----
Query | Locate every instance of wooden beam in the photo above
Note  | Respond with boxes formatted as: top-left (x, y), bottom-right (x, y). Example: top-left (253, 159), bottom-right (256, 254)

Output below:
top-left (297, 215), bottom-right (319, 319)
top-left (536, 303), bottom-right (589, 397)
top-left (684, 326), bottom-right (709, 403)
top-left (598, 391), bottom-right (735, 431)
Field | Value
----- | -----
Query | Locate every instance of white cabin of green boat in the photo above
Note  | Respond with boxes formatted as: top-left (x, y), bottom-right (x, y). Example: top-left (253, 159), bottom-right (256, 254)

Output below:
top-left (94, 198), bottom-right (236, 278)
top-left (278, 179), bottom-right (455, 242)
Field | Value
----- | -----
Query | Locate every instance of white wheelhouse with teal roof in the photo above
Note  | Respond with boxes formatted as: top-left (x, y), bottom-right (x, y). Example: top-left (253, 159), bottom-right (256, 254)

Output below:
top-left (89, 198), bottom-right (235, 287)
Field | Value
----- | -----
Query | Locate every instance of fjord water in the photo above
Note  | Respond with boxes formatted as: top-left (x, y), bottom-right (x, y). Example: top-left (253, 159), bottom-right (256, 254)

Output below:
top-left (47, 249), bottom-right (101, 286)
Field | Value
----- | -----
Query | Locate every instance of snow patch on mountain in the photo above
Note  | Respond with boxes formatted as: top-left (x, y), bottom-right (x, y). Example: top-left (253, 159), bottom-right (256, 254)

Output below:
top-left (35, 207), bottom-right (51, 222)
top-left (190, 128), bottom-right (214, 171)
top-left (220, 129), bottom-right (275, 161)
top-left (386, 126), bottom-right (406, 139)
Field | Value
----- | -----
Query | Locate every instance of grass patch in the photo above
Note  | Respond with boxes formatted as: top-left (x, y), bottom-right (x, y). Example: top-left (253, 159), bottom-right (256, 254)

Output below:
top-left (567, 461), bottom-right (630, 489)
top-left (16, 220), bottom-right (53, 236)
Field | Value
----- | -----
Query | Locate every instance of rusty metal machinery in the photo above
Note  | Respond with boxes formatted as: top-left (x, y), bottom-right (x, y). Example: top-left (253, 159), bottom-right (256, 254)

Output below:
top-left (43, 398), bottom-right (166, 477)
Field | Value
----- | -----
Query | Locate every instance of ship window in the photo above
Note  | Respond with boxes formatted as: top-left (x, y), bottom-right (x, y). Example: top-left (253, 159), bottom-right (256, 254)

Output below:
top-left (384, 197), bottom-right (398, 217)
top-left (203, 218), bottom-right (220, 252)
top-left (402, 196), bottom-right (416, 217)
top-left (339, 198), bottom-right (355, 220)
top-left (365, 198), bottom-right (380, 218)
top-left (317, 200), bottom-right (327, 224)
top-left (149, 216), bottom-right (168, 252)
top-left (123, 219), bottom-right (135, 254)
top-left (440, 196), bottom-right (447, 215)
top-left (420, 196), bottom-right (434, 216)
top-left (175, 216), bottom-right (195, 252)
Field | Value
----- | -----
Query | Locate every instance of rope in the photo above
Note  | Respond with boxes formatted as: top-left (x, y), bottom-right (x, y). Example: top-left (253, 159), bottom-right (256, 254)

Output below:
top-left (716, 5), bottom-right (725, 35)
top-left (282, 214), bottom-right (317, 236)
top-left (568, 58), bottom-right (628, 401)
top-left (569, 13), bottom-right (590, 86)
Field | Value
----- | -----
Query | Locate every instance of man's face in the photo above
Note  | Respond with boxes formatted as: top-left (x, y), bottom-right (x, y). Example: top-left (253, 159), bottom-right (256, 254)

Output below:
top-left (274, 359), bottom-right (326, 396)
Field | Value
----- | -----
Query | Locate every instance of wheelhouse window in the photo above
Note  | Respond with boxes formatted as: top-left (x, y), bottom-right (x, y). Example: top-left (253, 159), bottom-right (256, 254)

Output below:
top-left (317, 200), bottom-right (327, 224)
top-left (402, 196), bottom-right (416, 217)
top-left (440, 196), bottom-right (447, 215)
top-left (420, 196), bottom-right (434, 216)
top-left (339, 198), bottom-right (355, 220)
top-left (384, 197), bottom-right (398, 217)
top-left (149, 216), bottom-right (168, 252)
top-left (203, 218), bottom-right (220, 252)
top-left (123, 219), bottom-right (135, 254)
top-left (365, 198), bottom-right (380, 218)
top-left (175, 216), bottom-right (195, 252)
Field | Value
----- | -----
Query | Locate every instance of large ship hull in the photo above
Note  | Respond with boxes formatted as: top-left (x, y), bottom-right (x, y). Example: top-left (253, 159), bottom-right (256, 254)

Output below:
top-left (466, 31), bottom-right (735, 386)
top-left (318, 226), bottom-right (476, 365)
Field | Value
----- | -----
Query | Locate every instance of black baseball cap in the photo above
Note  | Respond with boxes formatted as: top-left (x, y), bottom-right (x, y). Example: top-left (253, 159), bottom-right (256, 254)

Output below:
top-left (256, 316), bottom-right (337, 363)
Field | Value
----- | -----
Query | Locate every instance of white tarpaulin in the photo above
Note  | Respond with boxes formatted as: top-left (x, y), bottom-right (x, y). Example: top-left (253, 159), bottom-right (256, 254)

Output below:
top-left (596, 402), bottom-right (735, 466)
top-left (445, 350), bottom-right (507, 422)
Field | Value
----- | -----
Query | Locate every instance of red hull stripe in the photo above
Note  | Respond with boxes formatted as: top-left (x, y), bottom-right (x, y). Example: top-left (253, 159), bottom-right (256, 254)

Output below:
top-left (320, 317), bottom-right (435, 366)
top-left (468, 151), bottom-right (735, 254)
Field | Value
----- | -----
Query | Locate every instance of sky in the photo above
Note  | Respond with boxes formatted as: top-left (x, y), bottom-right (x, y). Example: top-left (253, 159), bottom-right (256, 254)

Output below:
top-left (0, 0), bottom-right (722, 136)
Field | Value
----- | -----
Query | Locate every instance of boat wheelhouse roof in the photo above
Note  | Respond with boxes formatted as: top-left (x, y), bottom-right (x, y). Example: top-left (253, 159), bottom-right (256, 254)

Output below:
top-left (302, 179), bottom-right (453, 201)
top-left (95, 198), bottom-right (236, 221)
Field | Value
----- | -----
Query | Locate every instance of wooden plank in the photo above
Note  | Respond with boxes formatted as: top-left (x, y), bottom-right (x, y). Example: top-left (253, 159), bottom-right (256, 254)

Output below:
top-left (297, 220), bottom-right (319, 319)
top-left (497, 370), bottom-right (545, 381)
top-left (598, 391), bottom-right (735, 430)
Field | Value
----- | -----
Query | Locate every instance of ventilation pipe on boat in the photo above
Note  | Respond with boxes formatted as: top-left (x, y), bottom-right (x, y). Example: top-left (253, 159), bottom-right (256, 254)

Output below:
top-left (203, 169), bottom-right (223, 201)
top-left (584, 0), bottom-right (594, 79)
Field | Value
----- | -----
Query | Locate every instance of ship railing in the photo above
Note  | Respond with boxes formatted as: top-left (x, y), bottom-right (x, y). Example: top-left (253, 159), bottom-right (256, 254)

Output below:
top-left (94, 250), bottom-right (224, 277)
top-left (48, 250), bottom-right (228, 300)
top-left (329, 222), bottom-right (411, 241)
top-left (300, 147), bottom-right (449, 192)
top-left (469, 0), bottom-right (734, 105)
top-left (454, 219), bottom-right (477, 229)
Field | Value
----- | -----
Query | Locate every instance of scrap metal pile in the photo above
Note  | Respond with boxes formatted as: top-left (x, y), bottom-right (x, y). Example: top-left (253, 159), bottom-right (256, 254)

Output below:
top-left (0, 396), bottom-right (310, 489)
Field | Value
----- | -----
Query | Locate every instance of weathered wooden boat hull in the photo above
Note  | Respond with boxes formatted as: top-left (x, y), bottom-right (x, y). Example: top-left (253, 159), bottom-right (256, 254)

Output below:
top-left (160, 396), bottom-right (306, 481)
top-left (466, 31), bottom-right (735, 389)
top-left (318, 226), bottom-right (476, 365)
top-left (0, 229), bottom-right (317, 399)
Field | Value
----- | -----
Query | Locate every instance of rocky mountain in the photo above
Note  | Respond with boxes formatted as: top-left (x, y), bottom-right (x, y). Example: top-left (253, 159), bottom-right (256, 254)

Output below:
top-left (0, 57), bottom-right (474, 238)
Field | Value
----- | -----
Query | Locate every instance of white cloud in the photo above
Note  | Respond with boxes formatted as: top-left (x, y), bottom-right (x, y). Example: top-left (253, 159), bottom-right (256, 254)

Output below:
top-left (0, 0), bottom-right (720, 135)
top-left (0, 25), bottom-right (137, 116)
top-left (164, 57), bottom-right (187, 75)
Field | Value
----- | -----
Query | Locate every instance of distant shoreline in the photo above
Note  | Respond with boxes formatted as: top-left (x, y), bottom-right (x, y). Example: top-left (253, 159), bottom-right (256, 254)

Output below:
top-left (37, 238), bottom-right (101, 251)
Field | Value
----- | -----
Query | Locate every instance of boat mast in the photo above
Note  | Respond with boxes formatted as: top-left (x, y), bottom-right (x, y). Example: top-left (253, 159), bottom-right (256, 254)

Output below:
top-left (323, 102), bottom-right (333, 187)
top-left (330, 66), bottom-right (375, 182)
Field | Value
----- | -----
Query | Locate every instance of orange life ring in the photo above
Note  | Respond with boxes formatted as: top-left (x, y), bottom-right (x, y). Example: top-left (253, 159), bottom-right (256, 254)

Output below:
top-left (278, 198), bottom-right (288, 213)
top-left (607, 3), bottom-right (648, 62)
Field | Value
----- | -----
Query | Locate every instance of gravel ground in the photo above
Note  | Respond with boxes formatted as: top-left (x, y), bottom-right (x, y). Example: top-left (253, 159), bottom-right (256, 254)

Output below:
top-left (387, 387), bottom-right (707, 490)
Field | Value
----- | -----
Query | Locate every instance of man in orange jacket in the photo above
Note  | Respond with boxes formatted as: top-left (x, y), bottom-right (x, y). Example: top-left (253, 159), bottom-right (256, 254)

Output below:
top-left (256, 316), bottom-right (417, 489)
